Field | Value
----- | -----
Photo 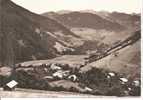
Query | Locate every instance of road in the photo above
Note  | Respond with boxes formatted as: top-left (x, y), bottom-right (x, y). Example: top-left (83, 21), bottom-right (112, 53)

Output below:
top-left (0, 88), bottom-right (97, 98)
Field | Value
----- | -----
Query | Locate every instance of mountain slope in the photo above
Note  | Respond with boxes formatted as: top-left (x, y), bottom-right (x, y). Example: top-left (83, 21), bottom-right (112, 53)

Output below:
top-left (10, 0), bottom-right (82, 47)
top-left (0, 0), bottom-right (81, 66)
top-left (82, 39), bottom-right (140, 79)
top-left (10, 0), bottom-right (78, 37)
top-left (0, 0), bottom-right (54, 66)
top-left (81, 30), bottom-right (141, 79)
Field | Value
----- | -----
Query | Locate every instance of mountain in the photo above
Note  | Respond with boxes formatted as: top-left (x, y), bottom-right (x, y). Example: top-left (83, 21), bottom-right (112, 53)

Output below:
top-left (96, 11), bottom-right (141, 31)
top-left (42, 11), bottom-right (140, 45)
top-left (44, 10), bottom-right (140, 32)
top-left (0, 0), bottom-right (82, 66)
top-left (42, 11), bottom-right (125, 31)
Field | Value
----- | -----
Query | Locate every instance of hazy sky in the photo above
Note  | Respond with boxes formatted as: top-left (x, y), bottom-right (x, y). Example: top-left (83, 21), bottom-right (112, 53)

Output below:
top-left (12, 0), bottom-right (141, 14)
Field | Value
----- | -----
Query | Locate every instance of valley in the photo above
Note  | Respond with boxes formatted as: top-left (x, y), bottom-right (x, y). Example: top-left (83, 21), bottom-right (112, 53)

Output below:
top-left (0, 0), bottom-right (141, 97)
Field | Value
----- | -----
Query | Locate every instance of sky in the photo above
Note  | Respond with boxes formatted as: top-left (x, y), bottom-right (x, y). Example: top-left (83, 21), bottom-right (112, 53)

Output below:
top-left (11, 0), bottom-right (141, 14)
